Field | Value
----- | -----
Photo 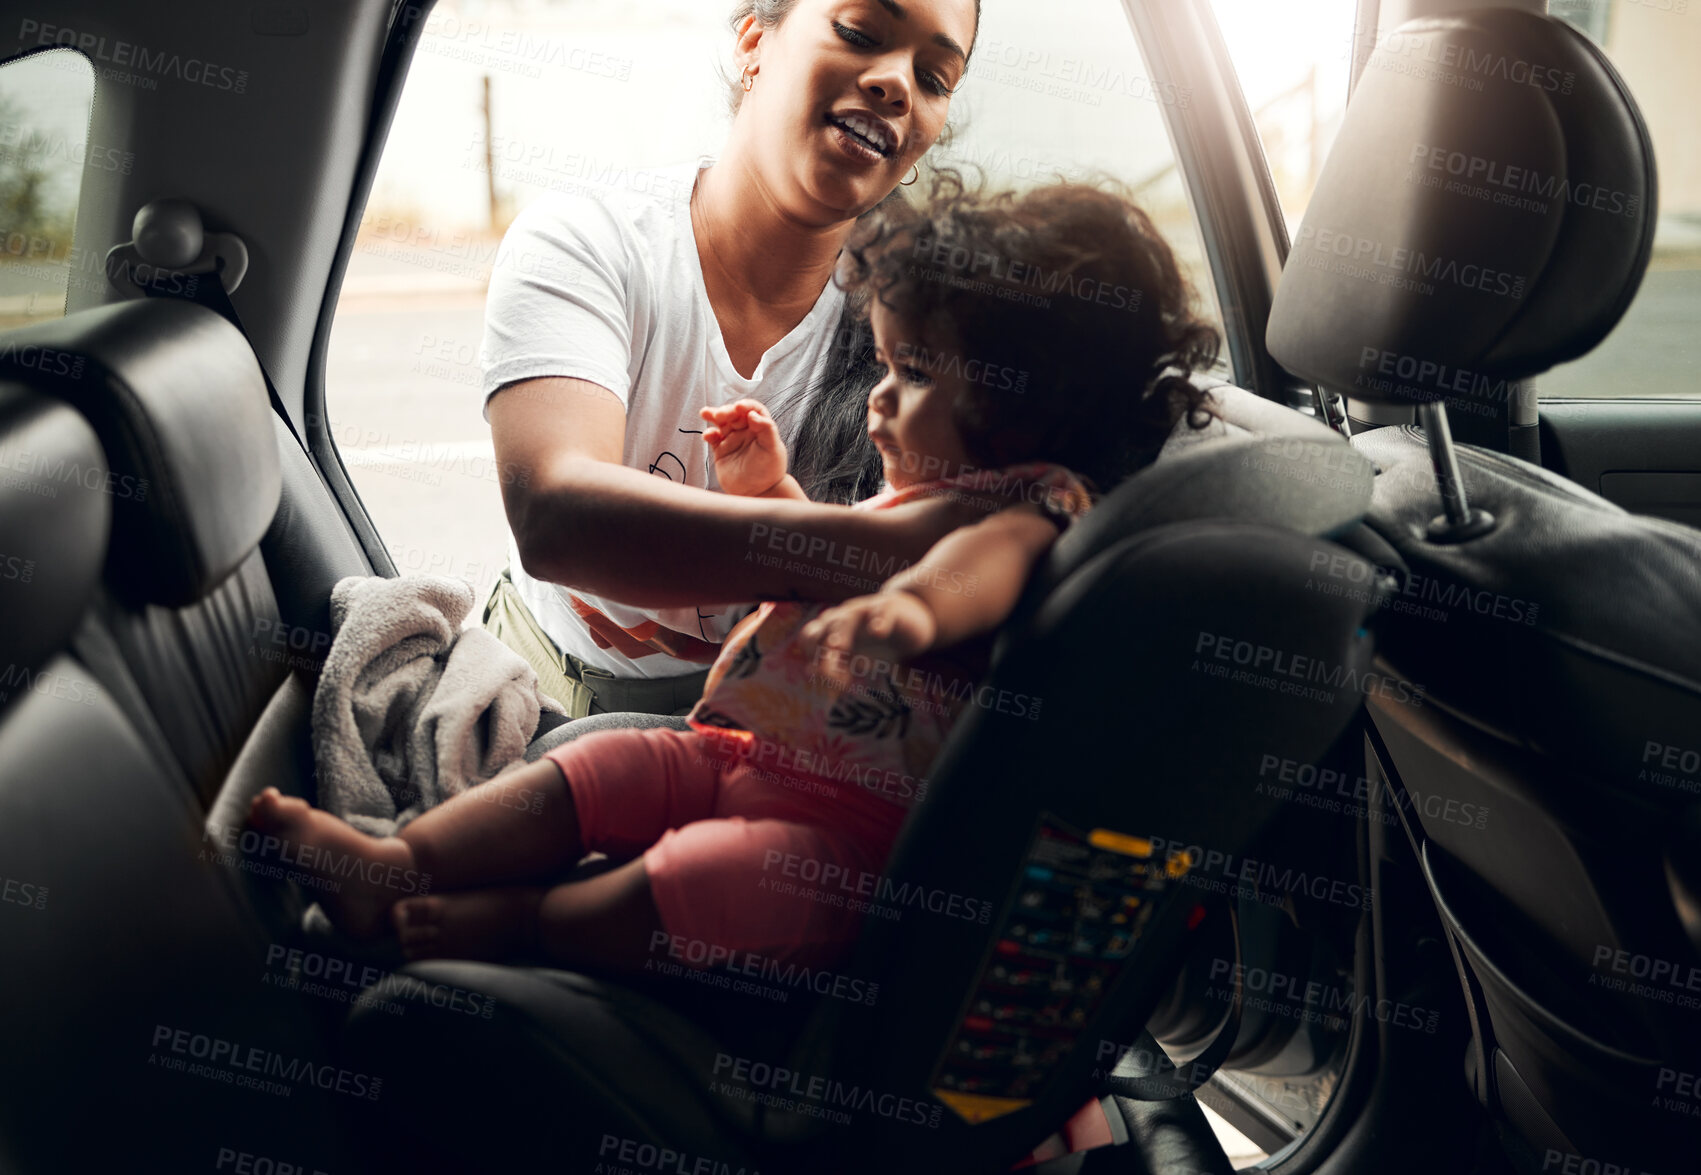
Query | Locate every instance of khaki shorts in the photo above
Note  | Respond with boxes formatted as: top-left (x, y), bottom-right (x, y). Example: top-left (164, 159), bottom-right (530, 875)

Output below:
top-left (480, 567), bottom-right (710, 720)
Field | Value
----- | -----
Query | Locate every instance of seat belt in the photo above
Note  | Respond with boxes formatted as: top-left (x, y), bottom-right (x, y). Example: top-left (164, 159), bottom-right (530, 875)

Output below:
top-left (140, 261), bottom-right (313, 462)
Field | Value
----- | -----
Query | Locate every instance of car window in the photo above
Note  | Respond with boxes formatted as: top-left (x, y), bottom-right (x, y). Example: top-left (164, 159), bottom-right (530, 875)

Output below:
top-left (0, 50), bottom-right (99, 330)
top-left (1206, 0), bottom-right (1358, 229)
top-left (1539, 1), bottom-right (1699, 399)
top-left (926, 2), bottom-right (1223, 338)
top-left (325, 0), bottom-right (1225, 591)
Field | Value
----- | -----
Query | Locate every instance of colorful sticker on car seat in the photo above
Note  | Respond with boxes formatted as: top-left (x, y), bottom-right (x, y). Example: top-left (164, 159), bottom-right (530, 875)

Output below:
top-left (930, 815), bottom-right (1185, 1124)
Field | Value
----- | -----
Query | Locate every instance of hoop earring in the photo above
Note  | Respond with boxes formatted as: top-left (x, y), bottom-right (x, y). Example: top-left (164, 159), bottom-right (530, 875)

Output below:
top-left (741, 66), bottom-right (755, 92)
top-left (900, 164), bottom-right (920, 186)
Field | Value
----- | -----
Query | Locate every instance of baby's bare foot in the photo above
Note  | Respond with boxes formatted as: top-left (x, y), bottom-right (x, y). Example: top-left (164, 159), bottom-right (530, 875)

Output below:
top-left (393, 888), bottom-right (545, 963)
top-left (247, 788), bottom-right (423, 939)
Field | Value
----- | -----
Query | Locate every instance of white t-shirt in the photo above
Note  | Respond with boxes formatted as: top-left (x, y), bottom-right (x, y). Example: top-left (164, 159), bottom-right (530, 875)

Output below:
top-left (478, 155), bottom-right (850, 678)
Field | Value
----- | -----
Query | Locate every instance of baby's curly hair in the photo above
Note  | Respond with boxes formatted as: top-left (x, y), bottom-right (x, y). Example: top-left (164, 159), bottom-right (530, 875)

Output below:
top-left (839, 170), bottom-right (1219, 492)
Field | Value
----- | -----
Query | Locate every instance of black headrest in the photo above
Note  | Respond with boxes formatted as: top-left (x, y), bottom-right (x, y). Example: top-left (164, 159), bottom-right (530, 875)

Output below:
top-left (0, 300), bottom-right (282, 606)
top-left (0, 383), bottom-right (110, 682)
top-left (1268, 9), bottom-right (1656, 411)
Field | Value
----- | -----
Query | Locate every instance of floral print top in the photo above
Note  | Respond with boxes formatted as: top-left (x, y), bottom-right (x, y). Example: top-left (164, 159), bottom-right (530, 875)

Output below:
top-left (687, 463), bottom-right (1095, 810)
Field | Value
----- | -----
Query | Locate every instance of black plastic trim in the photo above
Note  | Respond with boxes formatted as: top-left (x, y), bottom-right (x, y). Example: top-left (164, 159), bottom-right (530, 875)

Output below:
top-left (300, 0), bottom-right (442, 579)
top-left (1125, 0), bottom-right (1289, 402)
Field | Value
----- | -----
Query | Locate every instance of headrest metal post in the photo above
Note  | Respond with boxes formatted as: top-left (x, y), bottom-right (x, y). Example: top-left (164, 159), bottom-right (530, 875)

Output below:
top-left (1419, 401), bottom-right (1496, 544)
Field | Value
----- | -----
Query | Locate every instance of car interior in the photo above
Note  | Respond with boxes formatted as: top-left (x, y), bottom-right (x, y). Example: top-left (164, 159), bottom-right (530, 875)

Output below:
top-left (1, 0), bottom-right (1697, 1173)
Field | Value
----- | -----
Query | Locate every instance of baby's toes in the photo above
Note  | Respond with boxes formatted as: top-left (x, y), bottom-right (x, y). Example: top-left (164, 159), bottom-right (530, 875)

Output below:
top-left (248, 787), bottom-right (302, 830)
top-left (394, 897), bottom-right (443, 946)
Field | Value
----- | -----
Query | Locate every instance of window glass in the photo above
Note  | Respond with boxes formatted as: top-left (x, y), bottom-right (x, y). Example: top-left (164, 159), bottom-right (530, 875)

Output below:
top-left (1540, 0), bottom-right (1700, 399)
top-left (1207, 0), bottom-right (1358, 228)
top-left (327, 0), bottom-right (1226, 587)
top-left (924, 1), bottom-right (1223, 337)
top-left (0, 50), bottom-right (98, 329)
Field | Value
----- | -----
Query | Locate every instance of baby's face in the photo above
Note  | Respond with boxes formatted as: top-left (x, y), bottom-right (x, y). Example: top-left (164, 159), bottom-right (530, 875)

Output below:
top-left (866, 300), bottom-right (977, 490)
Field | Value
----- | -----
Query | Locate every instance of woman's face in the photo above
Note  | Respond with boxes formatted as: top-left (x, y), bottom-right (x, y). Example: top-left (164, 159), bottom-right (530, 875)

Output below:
top-left (737, 0), bottom-right (978, 222)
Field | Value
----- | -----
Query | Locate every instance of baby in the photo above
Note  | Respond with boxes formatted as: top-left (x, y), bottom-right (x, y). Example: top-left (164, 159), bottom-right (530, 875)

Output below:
top-left (249, 175), bottom-right (1218, 974)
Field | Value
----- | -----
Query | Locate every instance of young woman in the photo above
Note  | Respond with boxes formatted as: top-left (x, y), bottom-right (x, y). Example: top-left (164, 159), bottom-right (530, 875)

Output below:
top-left (478, 0), bottom-right (986, 720)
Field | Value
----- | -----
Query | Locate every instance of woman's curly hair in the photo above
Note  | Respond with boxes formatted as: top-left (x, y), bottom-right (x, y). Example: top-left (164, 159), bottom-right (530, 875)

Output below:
top-left (836, 168), bottom-right (1219, 493)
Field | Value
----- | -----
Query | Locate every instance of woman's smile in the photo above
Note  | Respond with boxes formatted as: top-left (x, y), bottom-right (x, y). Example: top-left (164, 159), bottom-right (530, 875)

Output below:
top-left (825, 108), bottom-right (899, 164)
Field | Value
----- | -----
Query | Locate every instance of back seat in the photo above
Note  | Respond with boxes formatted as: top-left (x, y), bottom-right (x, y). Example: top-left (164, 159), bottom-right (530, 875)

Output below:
top-left (0, 299), bottom-right (371, 815)
top-left (0, 301), bottom-right (379, 1172)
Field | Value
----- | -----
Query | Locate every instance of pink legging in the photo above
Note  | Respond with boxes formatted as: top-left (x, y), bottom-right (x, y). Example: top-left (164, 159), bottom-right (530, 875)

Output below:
top-left (544, 727), bottom-right (909, 969)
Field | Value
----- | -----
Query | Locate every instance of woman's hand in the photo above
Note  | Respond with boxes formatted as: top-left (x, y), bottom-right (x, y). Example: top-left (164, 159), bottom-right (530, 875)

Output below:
top-left (799, 590), bottom-right (938, 686)
top-left (700, 399), bottom-right (789, 497)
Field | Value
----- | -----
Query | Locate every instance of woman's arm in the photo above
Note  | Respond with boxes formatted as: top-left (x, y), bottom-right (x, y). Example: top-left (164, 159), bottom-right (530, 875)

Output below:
top-left (798, 505), bottom-right (1061, 668)
top-left (488, 376), bottom-right (984, 608)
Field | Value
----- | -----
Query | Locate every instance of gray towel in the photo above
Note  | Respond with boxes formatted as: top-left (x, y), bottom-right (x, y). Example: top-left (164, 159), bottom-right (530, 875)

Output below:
top-left (312, 575), bottom-right (565, 836)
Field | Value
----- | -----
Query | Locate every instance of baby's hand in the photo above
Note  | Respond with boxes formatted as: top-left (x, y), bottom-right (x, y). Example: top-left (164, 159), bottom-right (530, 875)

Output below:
top-left (799, 591), bottom-right (937, 687)
top-left (700, 399), bottom-right (788, 497)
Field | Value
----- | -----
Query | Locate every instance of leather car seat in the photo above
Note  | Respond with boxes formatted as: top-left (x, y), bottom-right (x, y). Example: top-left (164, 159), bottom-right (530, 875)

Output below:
top-left (0, 379), bottom-right (353, 1173)
top-left (1265, 10), bottom-right (1698, 1170)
